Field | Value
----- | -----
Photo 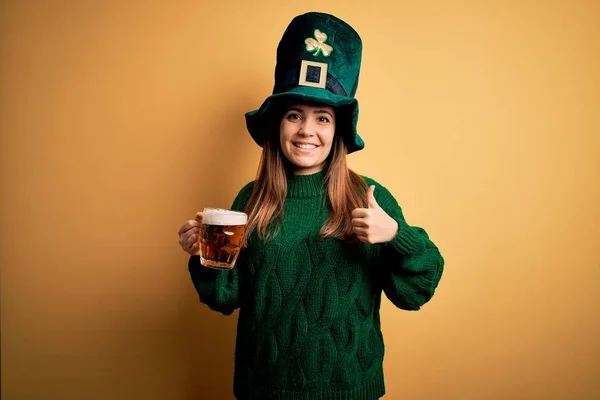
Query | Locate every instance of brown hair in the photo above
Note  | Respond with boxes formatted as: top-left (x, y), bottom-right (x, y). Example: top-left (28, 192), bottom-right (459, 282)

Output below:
top-left (243, 109), bottom-right (368, 244)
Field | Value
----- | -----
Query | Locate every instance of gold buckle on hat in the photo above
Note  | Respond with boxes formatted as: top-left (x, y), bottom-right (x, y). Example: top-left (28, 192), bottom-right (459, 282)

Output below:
top-left (299, 60), bottom-right (328, 89)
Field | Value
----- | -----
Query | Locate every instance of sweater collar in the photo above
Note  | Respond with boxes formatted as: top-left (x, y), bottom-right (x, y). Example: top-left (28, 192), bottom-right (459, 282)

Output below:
top-left (286, 170), bottom-right (327, 198)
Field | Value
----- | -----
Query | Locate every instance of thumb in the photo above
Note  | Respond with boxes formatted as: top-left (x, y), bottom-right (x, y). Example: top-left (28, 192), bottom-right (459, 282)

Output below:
top-left (367, 185), bottom-right (379, 209)
top-left (194, 212), bottom-right (203, 222)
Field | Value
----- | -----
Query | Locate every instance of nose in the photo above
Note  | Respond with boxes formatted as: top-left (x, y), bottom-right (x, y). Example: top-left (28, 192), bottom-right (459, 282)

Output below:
top-left (298, 120), bottom-right (316, 137)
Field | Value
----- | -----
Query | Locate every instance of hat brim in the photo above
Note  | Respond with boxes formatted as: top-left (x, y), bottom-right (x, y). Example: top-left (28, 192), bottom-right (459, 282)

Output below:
top-left (245, 86), bottom-right (364, 154)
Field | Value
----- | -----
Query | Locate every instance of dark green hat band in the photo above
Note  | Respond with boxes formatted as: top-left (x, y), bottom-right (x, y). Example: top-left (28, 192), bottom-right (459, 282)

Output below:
top-left (279, 67), bottom-right (348, 96)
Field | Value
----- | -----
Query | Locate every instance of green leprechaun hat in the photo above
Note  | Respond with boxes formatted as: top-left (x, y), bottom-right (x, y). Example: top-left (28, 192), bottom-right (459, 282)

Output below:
top-left (245, 11), bottom-right (365, 153)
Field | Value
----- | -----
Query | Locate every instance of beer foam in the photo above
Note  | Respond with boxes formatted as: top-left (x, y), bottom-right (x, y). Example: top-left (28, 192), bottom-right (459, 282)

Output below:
top-left (202, 208), bottom-right (248, 225)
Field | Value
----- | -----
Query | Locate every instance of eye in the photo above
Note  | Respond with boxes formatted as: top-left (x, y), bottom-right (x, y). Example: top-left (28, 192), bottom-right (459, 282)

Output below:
top-left (317, 115), bottom-right (330, 123)
top-left (285, 111), bottom-right (302, 121)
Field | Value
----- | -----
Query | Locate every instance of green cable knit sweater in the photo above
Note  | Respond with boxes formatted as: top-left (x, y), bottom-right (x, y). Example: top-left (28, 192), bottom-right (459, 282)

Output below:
top-left (188, 171), bottom-right (444, 400)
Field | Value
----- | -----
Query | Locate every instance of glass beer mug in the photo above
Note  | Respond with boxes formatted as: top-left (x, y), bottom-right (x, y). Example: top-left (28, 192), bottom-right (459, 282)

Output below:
top-left (199, 208), bottom-right (248, 269)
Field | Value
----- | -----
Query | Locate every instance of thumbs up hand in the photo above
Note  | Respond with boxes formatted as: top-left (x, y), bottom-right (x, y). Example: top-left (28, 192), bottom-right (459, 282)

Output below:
top-left (351, 185), bottom-right (399, 244)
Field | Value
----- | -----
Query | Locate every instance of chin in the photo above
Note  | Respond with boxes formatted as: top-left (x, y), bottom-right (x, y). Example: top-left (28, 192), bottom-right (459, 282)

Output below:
top-left (292, 158), bottom-right (318, 169)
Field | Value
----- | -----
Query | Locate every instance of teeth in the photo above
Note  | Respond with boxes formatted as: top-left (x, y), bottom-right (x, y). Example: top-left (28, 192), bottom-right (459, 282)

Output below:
top-left (295, 143), bottom-right (317, 149)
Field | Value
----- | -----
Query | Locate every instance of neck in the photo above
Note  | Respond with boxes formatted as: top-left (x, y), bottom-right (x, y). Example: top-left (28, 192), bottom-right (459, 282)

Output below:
top-left (291, 164), bottom-right (325, 176)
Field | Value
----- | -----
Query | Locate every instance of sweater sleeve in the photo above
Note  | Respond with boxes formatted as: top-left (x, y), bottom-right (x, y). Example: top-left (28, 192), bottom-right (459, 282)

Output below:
top-left (188, 182), bottom-right (254, 315)
top-left (370, 181), bottom-right (445, 311)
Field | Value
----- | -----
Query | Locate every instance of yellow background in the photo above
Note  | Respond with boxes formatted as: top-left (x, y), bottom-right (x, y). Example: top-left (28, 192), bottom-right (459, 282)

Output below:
top-left (1, 1), bottom-right (599, 399)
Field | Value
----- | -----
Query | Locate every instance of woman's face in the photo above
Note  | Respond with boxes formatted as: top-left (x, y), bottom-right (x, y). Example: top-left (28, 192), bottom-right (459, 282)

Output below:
top-left (279, 103), bottom-right (336, 175)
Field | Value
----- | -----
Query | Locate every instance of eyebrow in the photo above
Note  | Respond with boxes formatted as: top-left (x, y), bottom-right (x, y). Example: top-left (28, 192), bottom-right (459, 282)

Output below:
top-left (286, 107), bottom-right (333, 117)
top-left (314, 109), bottom-right (334, 117)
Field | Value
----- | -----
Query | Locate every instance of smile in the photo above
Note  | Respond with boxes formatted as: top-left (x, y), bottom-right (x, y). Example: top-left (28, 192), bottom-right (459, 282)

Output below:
top-left (293, 143), bottom-right (319, 150)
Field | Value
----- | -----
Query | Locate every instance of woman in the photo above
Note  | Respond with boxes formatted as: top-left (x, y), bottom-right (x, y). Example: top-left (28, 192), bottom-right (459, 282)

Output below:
top-left (177, 12), bottom-right (444, 400)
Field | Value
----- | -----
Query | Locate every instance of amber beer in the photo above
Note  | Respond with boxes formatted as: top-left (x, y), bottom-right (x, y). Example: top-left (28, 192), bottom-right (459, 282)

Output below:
top-left (199, 208), bottom-right (248, 269)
